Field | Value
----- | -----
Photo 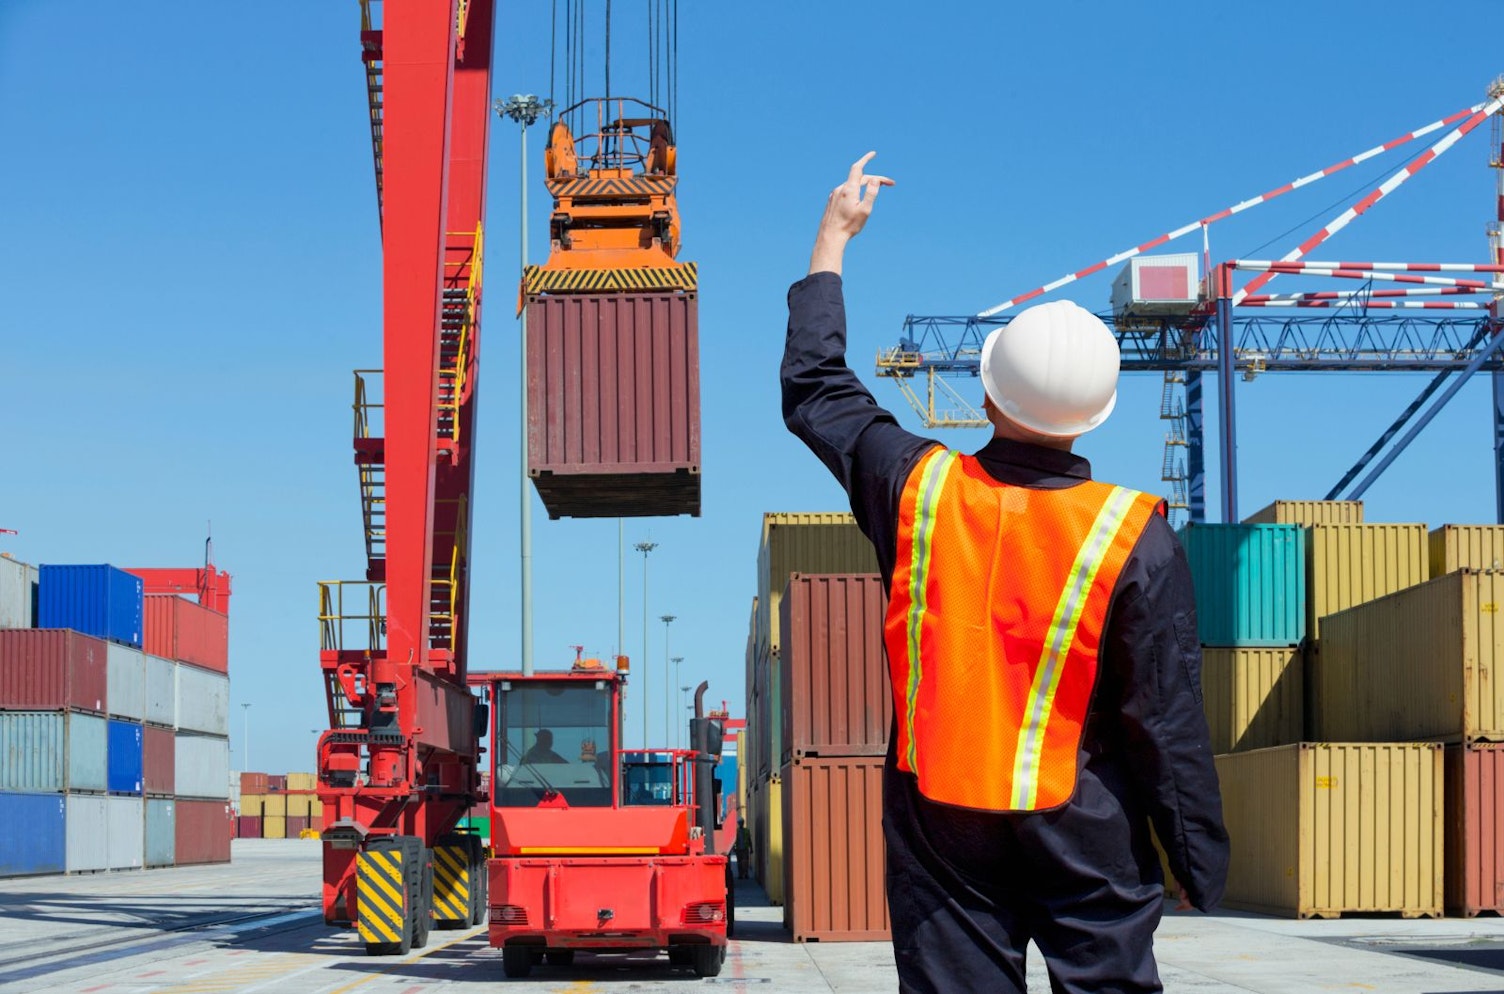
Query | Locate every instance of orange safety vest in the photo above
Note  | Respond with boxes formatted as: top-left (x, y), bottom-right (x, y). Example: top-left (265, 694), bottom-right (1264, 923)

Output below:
top-left (883, 447), bottom-right (1163, 812)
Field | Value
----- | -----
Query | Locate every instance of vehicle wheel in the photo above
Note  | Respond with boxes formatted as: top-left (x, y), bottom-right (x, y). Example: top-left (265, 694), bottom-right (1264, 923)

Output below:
top-left (691, 943), bottom-right (724, 978)
top-left (545, 949), bottom-right (575, 966)
top-left (502, 945), bottom-right (532, 978)
top-left (668, 945), bottom-right (691, 966)
top-left (411, 850), bottom-right (432, 949)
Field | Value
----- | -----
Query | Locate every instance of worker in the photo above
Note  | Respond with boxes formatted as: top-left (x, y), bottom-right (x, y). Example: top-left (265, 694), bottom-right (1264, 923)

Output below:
top-left (780, 153), bottom-right (1228, 994)
top-left (733, 817), bottom-right (752, 880)
top-left (521, 729), bottom-right (567, 765)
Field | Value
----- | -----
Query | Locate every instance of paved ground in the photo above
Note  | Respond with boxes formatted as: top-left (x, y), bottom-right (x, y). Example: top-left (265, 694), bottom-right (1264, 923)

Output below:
top-left (2, 841), bottom-right (1504, 992)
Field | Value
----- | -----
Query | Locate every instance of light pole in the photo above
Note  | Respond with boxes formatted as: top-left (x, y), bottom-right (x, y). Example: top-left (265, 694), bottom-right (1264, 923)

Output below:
top-left (680, 686), bottom-right (691, 750)
top-left (671, 656), bottom-right (684, 747)
top-left (241, 703), bottom-right (251, 772)
top-left (496, 93), bottom-right (553, 676)
top-left (660, 615), bottom-right (676, 746)
top-left (634, 541), bottom-right (658, 748)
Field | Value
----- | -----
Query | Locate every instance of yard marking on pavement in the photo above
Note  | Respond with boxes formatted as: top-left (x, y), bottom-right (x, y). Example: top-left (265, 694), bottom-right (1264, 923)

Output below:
top-left (323, 928), bottom-right (485, 994)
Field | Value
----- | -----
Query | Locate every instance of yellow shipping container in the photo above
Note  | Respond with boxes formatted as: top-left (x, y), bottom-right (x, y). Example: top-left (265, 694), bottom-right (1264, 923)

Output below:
top-left (1316, 570), bottom-right (1504, 742)
top-left (755, 513), bottom-right (877, 656)
top-left (285, 772), bottom-right (318, 792)
top-left (1430, 525), bottom-right (1504, 577)
top-left (1308, 523), bottom-right (1428, 639)
top-left (1217, 743), bottom-right (1442, 918)
top-left (1243, 500), bottom-right (1364, 526)
top-left (1201, 647), bottom-right (1303, 753)
top-left (310, 797), bottom-right (323, 820)
top-left (263, 814), bottom-right (288, 840)
top-left (239, 794), bottom-right (265, 818)
top-left (764, 774), bottom-right (785, 907)
top-left (285, 793), bottom-right (312, 818)
top-left (263, 794), bottom-right (288, 818)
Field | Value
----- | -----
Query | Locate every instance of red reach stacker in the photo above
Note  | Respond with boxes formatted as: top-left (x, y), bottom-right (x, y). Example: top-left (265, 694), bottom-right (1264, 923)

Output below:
top-left (478, 658), bottom-right (731, 978)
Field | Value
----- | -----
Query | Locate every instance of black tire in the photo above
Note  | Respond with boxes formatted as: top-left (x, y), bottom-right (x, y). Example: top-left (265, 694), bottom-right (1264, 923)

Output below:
top-left (545, 949), bottom-right (575, 967)
top-left (667, 946), bottom-right (691, 966)
top-left (411, 851), bottom-right (432, 949)
top-left (691, 943), bottom-right (724, 978)
top-left (502, 945), bottom-right (532, 979)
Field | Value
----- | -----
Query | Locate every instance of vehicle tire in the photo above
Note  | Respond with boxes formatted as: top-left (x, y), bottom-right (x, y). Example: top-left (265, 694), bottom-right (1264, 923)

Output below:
top-left (691, 943), bottom-right (724, 978)
top-left (545, 949), bottom-right (575, 966)
top-left (411, 850), bottom-right (432, 949)
top-left (667, 946), bottom-right (691, 966)
top-left (502, 945), bottom-right (532, 978)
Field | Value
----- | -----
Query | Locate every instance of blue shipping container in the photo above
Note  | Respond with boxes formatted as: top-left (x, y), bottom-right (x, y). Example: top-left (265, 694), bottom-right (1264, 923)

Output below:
top-left (37, 565), bottom-right (144, 648)
top-left (0, 792), bottom-right (66, 876)
top-left (107, 719), bottom-right (143, 794)
top-left (1178, 524), bottom-right (1307, 646)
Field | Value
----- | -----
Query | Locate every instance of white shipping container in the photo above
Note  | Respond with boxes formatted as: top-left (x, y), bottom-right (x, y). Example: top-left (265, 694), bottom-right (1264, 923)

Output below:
top-left (145, 798), bottom-right (174, 867)
top-left (174, 733), bottom-right (230, 798)
top-left (65, 794), bottom-right (109, 872)
top-left (105, 795), bottom-right (144, 870)
top-left (144, 655), bottom-right (175, 727)
top-left (1111, 253), bottom-right (1200, 317)
top-left (175, 663), bottom-right (229, 736)
top-left (106, 644), bottom-right (146, 721)
top-left (0, 557), bottom-right (35, 629)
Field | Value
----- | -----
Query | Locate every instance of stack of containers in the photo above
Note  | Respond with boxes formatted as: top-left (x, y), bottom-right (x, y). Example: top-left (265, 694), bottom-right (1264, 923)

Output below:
top-left (232, 774), bottom-right (324, 840)
top-left (778, 573), bottom-right (892, 942)
top-left (748, 514), bottom-right (878, 905)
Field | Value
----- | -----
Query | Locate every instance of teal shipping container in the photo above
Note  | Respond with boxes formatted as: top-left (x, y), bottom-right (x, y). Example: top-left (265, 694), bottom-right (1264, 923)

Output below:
top-left (0, 711), bottom-right (107, 793)
top-left (1178, 524), bottom-right (1306, 646)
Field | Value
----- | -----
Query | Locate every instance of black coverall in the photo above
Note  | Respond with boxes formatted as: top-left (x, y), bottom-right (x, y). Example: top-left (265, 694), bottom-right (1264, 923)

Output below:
top-left (781, 272), bottom-right (1229, 994)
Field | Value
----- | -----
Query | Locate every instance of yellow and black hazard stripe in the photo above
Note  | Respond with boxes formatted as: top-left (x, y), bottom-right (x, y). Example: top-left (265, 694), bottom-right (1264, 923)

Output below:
top-left (431, 844), bottom-right (470, 926)
top-left (546, 176), bottom-right (676, 198)
top-left (356, 848), bottom-right (407, 947)
top-left (522, 262), bottom-right (698, 295)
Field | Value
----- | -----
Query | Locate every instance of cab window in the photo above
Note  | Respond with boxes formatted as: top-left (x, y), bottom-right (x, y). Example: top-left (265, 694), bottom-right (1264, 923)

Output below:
top-left (494, 680), bottom-right (612, 807)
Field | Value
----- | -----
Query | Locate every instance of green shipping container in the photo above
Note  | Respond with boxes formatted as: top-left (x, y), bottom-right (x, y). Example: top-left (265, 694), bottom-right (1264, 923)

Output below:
top-left (1178, 524), bottom-right (1306, 646)
top-left (457, 816), bottom-right (491, 842)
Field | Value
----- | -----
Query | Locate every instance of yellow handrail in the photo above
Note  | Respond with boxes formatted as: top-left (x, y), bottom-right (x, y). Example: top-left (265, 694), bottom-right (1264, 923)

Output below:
top-left (317, 580), bottom-right (386, 653)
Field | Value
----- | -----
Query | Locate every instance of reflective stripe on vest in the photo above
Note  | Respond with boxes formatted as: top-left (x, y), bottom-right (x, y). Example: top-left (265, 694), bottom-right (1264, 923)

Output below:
top-left (884, 447), bottom-right (1163, 812)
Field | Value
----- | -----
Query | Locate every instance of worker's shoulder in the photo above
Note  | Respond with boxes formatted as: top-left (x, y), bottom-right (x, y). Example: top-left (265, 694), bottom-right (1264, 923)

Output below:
top-left (1106, 497), bottom-right (1183, 573)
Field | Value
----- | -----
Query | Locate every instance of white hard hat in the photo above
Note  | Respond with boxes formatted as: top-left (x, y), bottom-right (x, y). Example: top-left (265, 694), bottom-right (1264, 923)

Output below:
top-left (979, 300), bottom-right (1120, 438)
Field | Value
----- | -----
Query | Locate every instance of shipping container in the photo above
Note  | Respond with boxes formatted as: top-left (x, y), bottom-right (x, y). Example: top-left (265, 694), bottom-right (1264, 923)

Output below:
top-left (175, 799), bottom-right (232, 864)
top-left (526, 292), bottom-right (701, 519)
top-left (0, 793), bottom-right (66, 876)
top-left (174, 663), bottom-right (229, 736)
top-left (1307, 523), bottom-right (1428, 640)
top-left (65, 794), bottom-right (109, 872)
top-left (287, 816), bottom-right (309, 837)
top-left (105, 643), bottom-right (145, 721)
top-left (0, 710), bottom-right (107, 793)
top-left (1445, 744), bottom-right (1504, 916)
top-left (1177, 524), bottom-right (1306, 646)
top-left (1316, 570), bottom-right (1504, 743)
top-left (1216, 743), bottom-right (1442, 918)
top-left (0, 629), bottom-right (108, 714)
top-left (756, 514), bottom-right (879, 656)
top-left (750, 774), bottom-right (786, 906)
top-left (0, 557), bottom-right (36, 630)
top-left (268, 774), bottom-right (287, 791)
top-left (240, 772), bottom-right (270, 795)
top-left (144, 655), bottom-right (175, 727)
top-left (286, 772), bottom-right (317, 791)
top-left (107, 720), bottom-right (143, 795)
top-left (781, 757), bottom-right (890, 942)
top-left (104, 795), bottom-right (144, 870)
top-left (286, 793), bottom-right (312, 818)
top-left (146, 798), bottom-right (175, 867)
top-left (236, 815), bottom-right (262, 839)
top-left (143, 724), bottom-right (174, 796)
top-left (779, 574), bottom-right (892, 763)
top-left (240, 794), bottom-right (264, 817)
top-left (264, 814), bottom-right (288, 840)
top-left (1201, 647), bottom-right (1303, 754)
top-left (1431, 525), bottom-right (1504, 577)
top-left (1242, 500), bottom-right (1364, 526)
top-left (263, 793), bottom-right (287, 817)
top-left (174, 733), bottom-right (230, 798)
top-left (143, 595), bottom-right (229, 673)
top-left (1110, 253), bottom-right (1199, 317)
top-left (37, 565), bottom-right (143, 647)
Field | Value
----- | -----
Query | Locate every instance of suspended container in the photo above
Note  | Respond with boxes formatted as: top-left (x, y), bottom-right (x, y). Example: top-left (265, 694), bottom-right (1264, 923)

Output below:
top-left (144, 655), bottom-right (175, 727)
top-left (174, 733), bottom-right (230, 799)
top-left (781, 756), bottom-right (890, 942)
top-left (105, 643), bottom-right (145, 722)
top-left (780, 574), bottom-right (892, 763)
top-left (1200, 647), bottom-right (1303, 753)
top-left (0, 710), bottom-right (107, 793)
top-left (37, 564), bottom-right (143, 647)
top-left (1177, 524), bottom-right (1306, 646)
top-left (146, 798), bottom-right (175, 867)
top-left (1243, 500), bottom-right (1364, 526)
top-left (0, 629), bottom-right (107, 714)
top-left (0, 793), bottom-right (66, 876)
top-left (1431, 525), bottom-right (1504, 577)
top-left (1307, 523), bottom-right (1428, 640)
top-left (143, 724), bottom-right (174, 796)
top-left (175, 663), bottom-right (229, 736)
top-left (1315, 569), bottom-right (1504, 743)
top-left (0, 557), bottom-right (36, 629)
top-left (175, 799), bottom-right (231, 864)
top-left (1217, 743), bottom-right (1442, 918)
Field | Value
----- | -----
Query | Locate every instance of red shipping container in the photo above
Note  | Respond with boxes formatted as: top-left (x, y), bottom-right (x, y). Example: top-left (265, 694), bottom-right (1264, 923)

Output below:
top-left (782, 756), bottom-right (890, 942)
top-left (268, 775), bottom-right (287, 791)
top-left (143, 724), bottom-right (175, 796)
top-left (175, 799), bottom-right (232, 865)
top-left (780, 574), bottom-right (892, 763)
top-left (286, 816), bottom-right (309, 837)
top-left (240, 772), bottom-right (270, 794)
top-left (526, 292), bottom-right (701, 519)
top-left (0, 629), bottom-right (108, 714)
top-left (236, 815), bottom-right (262, 839)
top-left (1447, 743), bottom-right (1504, 915)
top-left (143, 595), bottom-right (228, 673)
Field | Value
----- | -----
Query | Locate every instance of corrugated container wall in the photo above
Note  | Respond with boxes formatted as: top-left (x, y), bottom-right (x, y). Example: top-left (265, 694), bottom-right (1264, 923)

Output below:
top-left (1307, 523), bottom-right (1428, 640)
top-left (175, 799), bottom-right (232, 864)
top-left (1315, 570), bottom-right (1504, 743)
top-left (1216, 744), bottom-right (1442, 918)
top-left (1177, 524), bottom-right (1306, 646)
top-left (756, 515), bottom-right (879, 655)
top-left (1242, 500), bottom-right (1364, 526)
top-left (526, 292), bottom-right (701, 519)
top-left (175, 733), bottom-right (231, 798)
top-left (1431, 525), bottom-right (1504, 576)
top-left (1446, 744), bottom-right (1504, 916)
top-left (146, 798), bottom-right (175, 867)
top-left (37, 564), bottom-right (143, 647)
top-left (106, 795), bottom-right (144, 870)
top-left (781, 757), bottom-right (890, 942)
top-left (144, 655), bottom-right (175, 727)
top-left (0, 711), bottom-right (107, 793)
top-left (286, 772), bottom-right (317, 791)
top-left (237, 816), bottom-right (262, 839)
top-left (106, 643), bottom-right (145, 721)
top-left (263, 814), bottom-right (288, 840)
top-left (0, 557), bottom-right (36, 629)
top-left (143, 724), bottom-right (174, 796)
top-left (779, 574), bottom-right (892, 762)
top-left (0, 630), bottom-right (107, 714)
top-left (0, 793), bottom-right (65, 876)
top-left (1200, 647), bottom-right (1303, 754)
top-left (240, 772), bottom-right (270, 795)
top-left (175, 664), bottom-right (230, 736)
top-left (107, 719), bottom-right (143, 795)
top-left (65, 794), bottom-right (109, 872)
top-left (143, 595), bottom-right (228, 673)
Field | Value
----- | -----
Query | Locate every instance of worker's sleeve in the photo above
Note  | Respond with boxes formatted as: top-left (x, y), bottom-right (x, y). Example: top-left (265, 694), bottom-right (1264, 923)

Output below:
top-left (1101, 514), bottom-right (1230, 911)
top-left (781, 272), bottom-right (933, 547)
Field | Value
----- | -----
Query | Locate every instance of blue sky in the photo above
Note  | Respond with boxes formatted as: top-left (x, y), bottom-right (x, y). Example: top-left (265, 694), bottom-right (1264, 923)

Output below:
top-left (2, 1), bottom-right (1500, 773)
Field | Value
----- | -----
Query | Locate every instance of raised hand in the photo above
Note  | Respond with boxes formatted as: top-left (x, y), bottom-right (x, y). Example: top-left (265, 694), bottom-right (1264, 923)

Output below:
top-left (809, 151), bottom-right (896, 276)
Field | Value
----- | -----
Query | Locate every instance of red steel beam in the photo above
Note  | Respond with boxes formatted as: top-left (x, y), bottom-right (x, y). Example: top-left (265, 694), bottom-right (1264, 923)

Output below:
top-left (126, 567), bottom-right (232, 614)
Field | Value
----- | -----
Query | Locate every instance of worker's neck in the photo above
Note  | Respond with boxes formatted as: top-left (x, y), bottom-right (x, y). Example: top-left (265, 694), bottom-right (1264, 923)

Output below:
top-left (991, 420), bottom-right (1074, 453)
